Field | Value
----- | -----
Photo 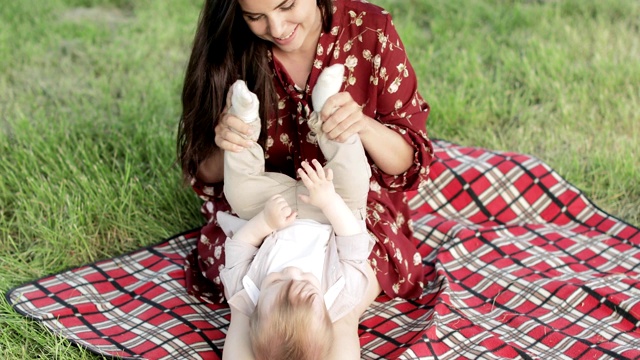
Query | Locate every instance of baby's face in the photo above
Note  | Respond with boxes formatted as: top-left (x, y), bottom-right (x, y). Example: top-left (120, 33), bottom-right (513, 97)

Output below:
top-left (257, 266), bottom-right (324, 315)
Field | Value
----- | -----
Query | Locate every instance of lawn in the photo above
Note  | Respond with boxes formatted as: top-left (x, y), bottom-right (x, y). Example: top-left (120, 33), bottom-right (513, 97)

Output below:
top-left (1, 0), bottom-right (638, 358)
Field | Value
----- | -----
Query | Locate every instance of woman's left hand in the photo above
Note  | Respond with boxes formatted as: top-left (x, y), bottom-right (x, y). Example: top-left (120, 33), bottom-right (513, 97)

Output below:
top-left (319, 92), bottom-right (370, 142)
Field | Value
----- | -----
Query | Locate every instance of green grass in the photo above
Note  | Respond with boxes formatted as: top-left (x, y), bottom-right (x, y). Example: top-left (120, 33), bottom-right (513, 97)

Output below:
top-left (1, 0), bottom-right (638, 358)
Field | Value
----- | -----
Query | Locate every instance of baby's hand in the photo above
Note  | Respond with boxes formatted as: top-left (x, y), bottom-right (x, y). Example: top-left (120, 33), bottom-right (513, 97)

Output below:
top-left (298, 159), bottom-right (338, 210)
top-left (263, 194), bottom-right (296, 231)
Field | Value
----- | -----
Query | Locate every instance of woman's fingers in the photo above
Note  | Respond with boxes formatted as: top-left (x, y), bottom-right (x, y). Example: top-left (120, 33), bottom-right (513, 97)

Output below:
top-left (214, 115), bottom-right (254, 150)
top-left (319, 93), bottom-right (365, 142)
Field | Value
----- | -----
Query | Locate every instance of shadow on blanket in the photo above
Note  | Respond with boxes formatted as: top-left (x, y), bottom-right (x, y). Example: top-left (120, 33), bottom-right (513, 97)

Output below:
top-left (7, 140), bottom-right (640, 359)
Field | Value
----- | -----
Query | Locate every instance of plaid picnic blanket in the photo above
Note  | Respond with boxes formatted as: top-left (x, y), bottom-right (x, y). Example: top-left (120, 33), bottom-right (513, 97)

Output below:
top-left (7, 140), bottom-right (640, 359)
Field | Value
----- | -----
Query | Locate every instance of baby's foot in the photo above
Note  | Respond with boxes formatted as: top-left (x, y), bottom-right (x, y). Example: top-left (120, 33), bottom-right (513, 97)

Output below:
top-left (228, 80), bottom-right (261, 141)
top-left (311, 64), bottom-right (345, 113)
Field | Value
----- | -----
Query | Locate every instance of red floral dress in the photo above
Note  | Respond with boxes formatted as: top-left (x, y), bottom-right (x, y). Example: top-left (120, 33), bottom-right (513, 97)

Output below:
top-left (184, 0), bottom-right (434, 303)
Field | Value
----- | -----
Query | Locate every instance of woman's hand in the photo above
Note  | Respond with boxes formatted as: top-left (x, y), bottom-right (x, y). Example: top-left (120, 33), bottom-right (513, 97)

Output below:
top-left (319, 91), bottom-right (414, 176)
top-left (319, 92), bottom-right (371, 142)
top-left (214, 89), bottom-right (256, 152)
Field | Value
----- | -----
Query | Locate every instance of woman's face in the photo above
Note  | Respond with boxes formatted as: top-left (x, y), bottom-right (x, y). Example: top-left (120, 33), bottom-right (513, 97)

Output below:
top-left (237, 0), bottom-right (323, 54)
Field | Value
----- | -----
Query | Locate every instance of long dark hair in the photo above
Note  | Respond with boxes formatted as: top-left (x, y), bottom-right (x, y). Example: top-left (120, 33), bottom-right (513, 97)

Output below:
top-left (177, 0), bottom-right (334, 181)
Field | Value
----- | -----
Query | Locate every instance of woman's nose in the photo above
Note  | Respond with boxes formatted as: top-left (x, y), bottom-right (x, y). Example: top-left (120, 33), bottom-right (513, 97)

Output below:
top-left (267, 15), bottom-right (285, 38)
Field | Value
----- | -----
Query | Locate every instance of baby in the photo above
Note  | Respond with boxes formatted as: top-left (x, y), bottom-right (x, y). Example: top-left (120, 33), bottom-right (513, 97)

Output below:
top-left (219, 64), bottom-right (373, 360)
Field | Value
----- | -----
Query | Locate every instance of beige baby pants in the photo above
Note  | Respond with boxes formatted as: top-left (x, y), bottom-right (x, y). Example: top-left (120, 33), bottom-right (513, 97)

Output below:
top-left (223, 114), bottom-right (371, 224)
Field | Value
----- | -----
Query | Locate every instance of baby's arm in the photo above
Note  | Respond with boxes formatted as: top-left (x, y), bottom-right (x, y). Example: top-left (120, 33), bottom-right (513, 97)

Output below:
top-left (222, 308), bottom-right (255, 360)
top-left (231, 194), bottom-right (297, 246)
top-left (298, 159), bottom-right (362, 236)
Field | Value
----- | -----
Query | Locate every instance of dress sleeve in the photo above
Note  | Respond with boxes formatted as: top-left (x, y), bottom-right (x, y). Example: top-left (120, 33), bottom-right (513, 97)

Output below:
top-left (370, 14), bottom-right (434, 191)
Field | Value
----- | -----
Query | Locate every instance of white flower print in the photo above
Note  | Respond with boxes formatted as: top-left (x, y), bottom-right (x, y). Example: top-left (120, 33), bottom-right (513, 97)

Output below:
top-left (214, 245), bottom-right (222, 259)
top-left (280, 133), bottom-right (293, 150)
top-left (388, 77), bottom-right (401, 93)
top-left (206, 256), bottom-right (214, 265)
top-left (395, 248), bottom-right (403, 262)
top-left (394, 99), bottom-right (403, 110)
top-left (377, 32), bottom-right (388, 51)
top-left (396, 63), bottom-right (409, 77)
top-left (343, 40), bottom-right (352, 52)
top-left (331, 26), bottom-right (339, 36)
top-left (369, 75), bottom-right (378, 85)
top-left (200, 234), bottom-right (211, 246)
top-left (345, 55), bottom-right (358, 70)
top-left (413, 252), bottom-right (421, 266)
top-left (370, 179), bottom-right (381, 194)
top-left (362, 49), bottom-right (372, 61)
top-left (348, 75), bottom-right (356, 85)
top-left (375, 203), bottom-right (384, 213)
top-left (266, 136), bottom-right (274, 149)
top-left (380, 66), bottom-right (387, 80)
top-left (306, 131), bottom-right (318, 144)
top-left (393, 282), bottom-right (400, 294)
top-left (314, 59), bottom-right (323, 69)
top-left (389, 221), bottom-right (399, 234)
top-left (371, 209), bottom-right (381, 223)
top-left (348, 11), bottom-right (365, 27)
top-left (373, 54), bottom-right (381, 69)
top-left (202, 186), bottom-right (215, 196)
top-left (316, 44), bottom-right (324, 55)
top-left (213, 276), bottom-right (221, 285)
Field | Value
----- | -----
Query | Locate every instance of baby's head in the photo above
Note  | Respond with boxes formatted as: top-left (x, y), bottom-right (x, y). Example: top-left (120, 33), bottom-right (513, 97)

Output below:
top-left (249, 268), bottom-right (333, 360)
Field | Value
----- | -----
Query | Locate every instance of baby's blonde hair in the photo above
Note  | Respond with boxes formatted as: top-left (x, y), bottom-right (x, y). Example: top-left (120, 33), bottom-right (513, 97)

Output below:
top-left (249, 280), bottom-right (333, 360)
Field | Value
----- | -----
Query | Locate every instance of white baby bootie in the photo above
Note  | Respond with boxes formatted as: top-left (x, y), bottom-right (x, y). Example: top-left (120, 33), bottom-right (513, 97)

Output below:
top-left (228, 80), bottom-right (261, 141)
top-left (309, 64), bottom-right (345, 134)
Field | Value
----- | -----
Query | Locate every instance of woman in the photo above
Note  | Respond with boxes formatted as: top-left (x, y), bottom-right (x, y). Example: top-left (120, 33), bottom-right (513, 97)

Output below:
top-left (177, 0), bottom-right (433, 354)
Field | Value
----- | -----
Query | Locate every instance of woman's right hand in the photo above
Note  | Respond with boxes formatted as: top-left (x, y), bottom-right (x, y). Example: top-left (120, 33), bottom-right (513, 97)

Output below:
top-left (214, 89), bottom-right (256, 152)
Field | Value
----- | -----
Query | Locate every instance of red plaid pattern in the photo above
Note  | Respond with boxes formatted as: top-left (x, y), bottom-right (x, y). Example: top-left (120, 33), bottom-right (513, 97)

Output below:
top-left (8, 140), bottom-right (640, 359)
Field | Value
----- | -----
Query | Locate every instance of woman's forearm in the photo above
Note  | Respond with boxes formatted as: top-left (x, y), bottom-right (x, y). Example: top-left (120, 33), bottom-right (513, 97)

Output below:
top-left (359, 117), bottom-right (414, 176)
top-left (196, 147), bottom-right (224, 183)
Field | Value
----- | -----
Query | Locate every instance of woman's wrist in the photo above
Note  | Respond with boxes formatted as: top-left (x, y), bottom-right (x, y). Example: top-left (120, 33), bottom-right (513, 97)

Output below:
top-left (360, 118), bottom-right (414, 175)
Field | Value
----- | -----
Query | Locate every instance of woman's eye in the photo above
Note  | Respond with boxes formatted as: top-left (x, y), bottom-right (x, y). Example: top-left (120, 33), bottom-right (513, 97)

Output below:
top-left (246, 15), bottom-right (262, 22)
top-left (281, 1), bottom-right (296, 11)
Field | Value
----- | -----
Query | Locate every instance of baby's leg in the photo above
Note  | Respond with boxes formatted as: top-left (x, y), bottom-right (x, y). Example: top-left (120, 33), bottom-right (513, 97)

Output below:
top-left (224, 80), bottom-right (299, 220)
top-left (312, 112), bottom-right (370, 220)
top-left (224, 145), bottom-right (298, 220)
